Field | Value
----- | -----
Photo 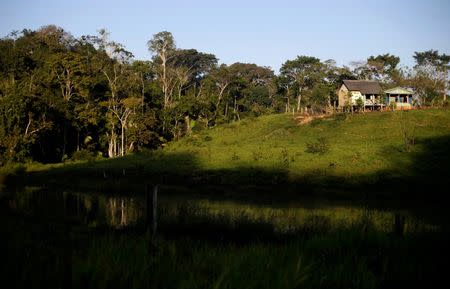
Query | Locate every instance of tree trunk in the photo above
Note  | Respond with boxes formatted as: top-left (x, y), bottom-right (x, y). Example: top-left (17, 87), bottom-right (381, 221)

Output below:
top-left (141, 72), bottom-right (145, 114)
top-left (77, 130), bottom-right (80, 151)
top-left (62, 122), bottom-right (67, 160)
top-left (121, 122), bottom-right (125, 157)
top-left (297, 94), bottom-right (302, 113)
top-left (444, 72), bottom-right (447, 102)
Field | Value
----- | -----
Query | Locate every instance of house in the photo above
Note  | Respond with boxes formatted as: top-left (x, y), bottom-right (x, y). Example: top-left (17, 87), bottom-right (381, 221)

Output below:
top-left (338, 80), bottom-right (384, 110)
top-left (384, 87), bottom-right (414, 110)
top-left (338, 80), bottom-right (415, 110)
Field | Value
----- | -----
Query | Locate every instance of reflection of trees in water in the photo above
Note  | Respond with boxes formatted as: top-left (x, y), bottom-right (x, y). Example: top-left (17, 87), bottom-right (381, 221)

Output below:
top-left (61, 192), bottom-right (141, 228)
top-left (106, 197), bottom-right (140, 228)
top-left (9, 189), bottom-right (443, 233)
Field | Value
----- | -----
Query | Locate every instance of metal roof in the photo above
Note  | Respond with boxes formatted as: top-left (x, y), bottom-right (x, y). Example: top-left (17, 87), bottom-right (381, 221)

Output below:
top-left (384, 87), bottom-right (414, 95)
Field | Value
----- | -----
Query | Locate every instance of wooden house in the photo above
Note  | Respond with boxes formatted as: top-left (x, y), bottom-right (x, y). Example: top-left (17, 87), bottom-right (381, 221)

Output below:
top-left (338, 80), bottom-right (384, 110)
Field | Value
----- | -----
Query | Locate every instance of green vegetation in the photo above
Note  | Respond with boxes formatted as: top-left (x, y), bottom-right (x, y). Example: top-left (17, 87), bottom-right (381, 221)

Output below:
top-left (3, 195), bottom-right (449, 289)
top-left (9, 108), bottom-right (448, 200)
top-left (1, 25), bottom-right (449, 289)
top-left (1, 26), bottom-right (448, 165)
top-left (3, 107), bottom-right (450, 288)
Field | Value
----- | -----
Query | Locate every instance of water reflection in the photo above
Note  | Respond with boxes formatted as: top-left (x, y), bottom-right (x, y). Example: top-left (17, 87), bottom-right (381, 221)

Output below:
top-left (4, 187), bottom-right (443, 234)
top-left (8, 188), bottom-right (144, 228)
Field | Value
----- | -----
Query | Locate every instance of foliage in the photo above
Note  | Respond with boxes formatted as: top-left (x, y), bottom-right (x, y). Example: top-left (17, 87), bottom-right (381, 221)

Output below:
top-left (1, 26), bottom-right (449, 164)
top-left (353, 53), bottom-right (400, 83)
top-left (355, 97), bottom-right (364, 111)
top-left (71, 149), bottom-right (96, 161)
top-left (305, 137), bottom-right (330, 155)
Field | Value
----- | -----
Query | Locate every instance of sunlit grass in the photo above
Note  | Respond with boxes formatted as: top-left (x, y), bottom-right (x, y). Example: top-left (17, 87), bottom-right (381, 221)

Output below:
top-left (6, 108), bottom-right (449, 196)
top-left (166, 109), bottom-right (450, 176)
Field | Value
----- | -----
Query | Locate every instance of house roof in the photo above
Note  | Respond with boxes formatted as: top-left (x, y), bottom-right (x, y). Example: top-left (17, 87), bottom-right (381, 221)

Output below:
top-left (385, 87), bottom-right (414, 95)
top-left (343, 80), bottom-right (382, 94)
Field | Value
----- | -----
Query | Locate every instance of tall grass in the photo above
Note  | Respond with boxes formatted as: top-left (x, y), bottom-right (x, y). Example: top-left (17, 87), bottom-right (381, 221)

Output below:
top-left (4, 213), bottom-right (448, 289)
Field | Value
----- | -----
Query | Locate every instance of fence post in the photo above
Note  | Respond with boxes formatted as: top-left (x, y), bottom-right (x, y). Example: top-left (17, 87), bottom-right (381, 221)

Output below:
top-left (146, 184), bottom-right (158, 236)
top-left (394, 213), bottom-right (405, 236)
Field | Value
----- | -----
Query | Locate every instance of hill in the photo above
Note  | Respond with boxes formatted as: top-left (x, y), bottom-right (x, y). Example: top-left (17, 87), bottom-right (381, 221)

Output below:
top-left (6, 108), bottom-right (450, 199)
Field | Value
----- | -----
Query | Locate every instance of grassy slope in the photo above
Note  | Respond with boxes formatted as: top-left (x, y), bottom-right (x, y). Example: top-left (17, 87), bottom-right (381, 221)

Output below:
top-left (8, 108), bottom-right (450, 196)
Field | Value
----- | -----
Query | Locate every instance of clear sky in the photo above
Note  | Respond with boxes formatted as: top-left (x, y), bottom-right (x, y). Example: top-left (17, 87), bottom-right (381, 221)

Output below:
top-left (1, 0), bottom-right (449, 72)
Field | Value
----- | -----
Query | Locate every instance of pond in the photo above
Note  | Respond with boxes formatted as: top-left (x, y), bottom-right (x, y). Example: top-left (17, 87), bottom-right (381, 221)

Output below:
top-left (3, 186), bottom-right (445, 238)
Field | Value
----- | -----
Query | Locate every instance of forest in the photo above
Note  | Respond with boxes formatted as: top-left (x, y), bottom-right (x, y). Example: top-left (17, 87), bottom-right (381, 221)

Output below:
top-left (0, 25), bottom-right (449, 164)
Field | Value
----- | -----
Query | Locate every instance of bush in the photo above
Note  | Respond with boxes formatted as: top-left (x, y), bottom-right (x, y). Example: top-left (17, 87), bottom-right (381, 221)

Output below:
top-left (252, 150), bottom-right (263, 161)
top-left (333, 113), bottom-right (348, 122)
top-left (280, 148), bottom-right (290, 168)
top-left (305, 137), bottom-right (330, 155)
top-left (309, 118), bottom-right (322, 127)
top-left (71, 150), bottom-right (96, 161)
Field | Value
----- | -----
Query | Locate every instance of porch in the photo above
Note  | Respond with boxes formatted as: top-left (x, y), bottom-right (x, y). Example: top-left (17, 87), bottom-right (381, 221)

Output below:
top-left (385, 87), bottom-right (414, 110)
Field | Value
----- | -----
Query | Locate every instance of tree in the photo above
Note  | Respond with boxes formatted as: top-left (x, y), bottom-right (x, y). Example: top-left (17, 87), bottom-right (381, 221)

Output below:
top-left (130, 60), bottom-right (153, 112)
top-left (367, 54), bottom-right (400, 83)
top-left (280, 56), bottom-right (325, 113)
top-left (352, 54), bottom-right (400, 84)
top-left (97, 29), bottom-right (136, 157)
top-left (310, 83), bottom-right (335, 113)
top-left (209, 64), bottom-right (234, 119)
top-left (413, 50), bottom-right (450, 102)
top-left (167, 49), bottom-right (217, 99)
top-left (147, 31), bottom-right (176, 108)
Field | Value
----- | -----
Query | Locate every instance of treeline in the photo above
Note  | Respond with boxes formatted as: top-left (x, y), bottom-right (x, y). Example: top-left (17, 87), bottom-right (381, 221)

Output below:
top-left (0, 25), bottom-right (448, 163)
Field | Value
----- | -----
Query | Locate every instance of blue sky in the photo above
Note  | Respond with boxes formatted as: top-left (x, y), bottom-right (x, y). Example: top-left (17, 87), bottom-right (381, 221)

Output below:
top-left (1, 0), bottom-right (449, 72)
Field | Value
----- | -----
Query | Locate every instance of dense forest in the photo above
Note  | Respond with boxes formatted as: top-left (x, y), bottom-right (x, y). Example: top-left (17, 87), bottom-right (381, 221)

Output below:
top-left (0, 25), bottom-right (448, 164)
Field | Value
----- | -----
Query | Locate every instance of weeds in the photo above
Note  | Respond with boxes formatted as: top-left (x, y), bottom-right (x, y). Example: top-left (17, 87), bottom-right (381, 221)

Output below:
top-left (280, 148), bottom-right (290, 168)
top-left (305, 137), bottom-right (330, 155)
top-left (252, 150), bottom-right (263, 162)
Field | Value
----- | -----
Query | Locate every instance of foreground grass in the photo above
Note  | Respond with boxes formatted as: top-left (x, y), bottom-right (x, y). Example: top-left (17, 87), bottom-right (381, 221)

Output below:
top-left (4, 210), bottom-right (449, 289)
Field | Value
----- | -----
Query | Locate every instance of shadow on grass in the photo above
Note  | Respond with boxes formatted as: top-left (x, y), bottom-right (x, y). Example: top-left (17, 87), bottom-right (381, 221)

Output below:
top-left (3, 133), bottom-right (450, 289)
top-left (4, 134), bottom-right (450, 203)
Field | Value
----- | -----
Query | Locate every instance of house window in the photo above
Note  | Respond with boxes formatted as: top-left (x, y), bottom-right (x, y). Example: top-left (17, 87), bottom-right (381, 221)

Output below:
top-left (365, 95), bottom-right (371, 100)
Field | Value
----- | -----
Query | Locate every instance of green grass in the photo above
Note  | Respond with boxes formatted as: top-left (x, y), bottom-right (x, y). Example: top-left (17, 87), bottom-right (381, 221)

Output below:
top-left (3, 109), bottom-right (450, 289)
top-left (4, 108), bottom-right (450, 198)
top-left (167, 108), bottom-right (449, 177)
top-left (3, 208), bottom-right (449, 289)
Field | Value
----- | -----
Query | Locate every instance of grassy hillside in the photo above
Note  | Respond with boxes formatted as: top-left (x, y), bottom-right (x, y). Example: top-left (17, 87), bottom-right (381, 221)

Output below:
top-left (168, 109), bottom-right (449, 177)
top-left (6, 108), bottom-right (450, 197)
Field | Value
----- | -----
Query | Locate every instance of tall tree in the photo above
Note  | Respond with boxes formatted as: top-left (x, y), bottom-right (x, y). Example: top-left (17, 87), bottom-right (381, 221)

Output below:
top-left (280, 56), bottom-right (325, 112)
top-left (413, 50), bottom-right (450, 102)
top-left (147, 31), bottom-right (176, 108)
top-left (352, 54), bottom-right (400, 83)
top-left (97, 29), bottom-right (136, 157)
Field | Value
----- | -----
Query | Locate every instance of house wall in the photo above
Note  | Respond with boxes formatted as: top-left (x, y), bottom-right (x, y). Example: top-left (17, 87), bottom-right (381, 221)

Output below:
top-left (338, 84), bottom-right (366, 107)
top-left (350, 91), bottom-right (363, 104)
top-left (338, 84), bottom-right (349, 107)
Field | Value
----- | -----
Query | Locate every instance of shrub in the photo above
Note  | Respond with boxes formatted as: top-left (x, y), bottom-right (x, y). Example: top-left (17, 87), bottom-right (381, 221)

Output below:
top-left (333, 113), bottom-right (347, 122)
top-left (355, 97), bottom-right (364, 111)
top-left (71, 150), bottom-right (95, 161)
top-left (231, 152), bottom-right (240, 161)
top-left (389, 101), bottom-right (397, 111)
top-left (305, 137), bottom-right (330, 155)
top-left (252, 150), bottom-right (263, 161)
top-left (309, 118), bottom-right (322, 127)
top-left (280, 148), bottom-right (290, 168)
